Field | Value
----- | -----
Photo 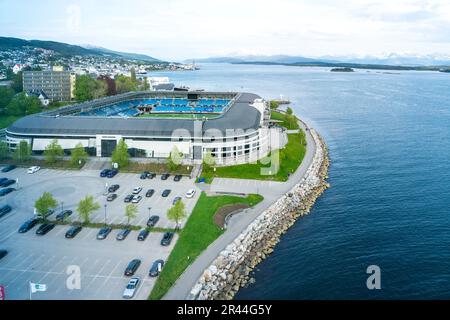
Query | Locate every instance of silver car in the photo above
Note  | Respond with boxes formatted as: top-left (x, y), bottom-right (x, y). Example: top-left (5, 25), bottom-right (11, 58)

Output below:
top-left (123, 277), bottom-right (140, 299)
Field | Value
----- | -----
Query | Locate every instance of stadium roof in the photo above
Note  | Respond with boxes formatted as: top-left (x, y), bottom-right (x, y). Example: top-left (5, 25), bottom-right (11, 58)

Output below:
top-left (7, 92), bottom-right (262, 138)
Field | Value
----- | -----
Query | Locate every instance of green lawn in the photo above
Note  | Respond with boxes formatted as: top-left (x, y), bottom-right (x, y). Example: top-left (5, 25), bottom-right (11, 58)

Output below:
top-left (148, 192), bottom-right (264, 300)
top-left (270, 111), bottom-right (299, 130)
top-left (201, 130), bottom-right (307, 182)
top-left (0, 115), bottom-right (20, 129)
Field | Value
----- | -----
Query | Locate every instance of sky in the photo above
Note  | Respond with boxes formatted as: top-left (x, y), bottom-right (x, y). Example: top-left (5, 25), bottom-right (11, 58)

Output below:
top-left (1, 0), bottom-right (450, 61)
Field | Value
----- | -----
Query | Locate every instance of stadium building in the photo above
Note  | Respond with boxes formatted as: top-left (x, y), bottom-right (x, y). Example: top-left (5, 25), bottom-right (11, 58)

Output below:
top-left (6, 91), bottom-right (278, 165)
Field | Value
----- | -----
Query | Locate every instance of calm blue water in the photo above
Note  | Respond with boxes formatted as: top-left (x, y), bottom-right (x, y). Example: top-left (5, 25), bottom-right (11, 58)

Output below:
top-left (154, 64), bottom-right (450, 299)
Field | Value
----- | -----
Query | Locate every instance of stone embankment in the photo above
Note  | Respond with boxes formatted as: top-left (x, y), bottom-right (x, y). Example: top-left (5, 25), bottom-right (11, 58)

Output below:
top-left (188, 129), bottom-right (330, 300)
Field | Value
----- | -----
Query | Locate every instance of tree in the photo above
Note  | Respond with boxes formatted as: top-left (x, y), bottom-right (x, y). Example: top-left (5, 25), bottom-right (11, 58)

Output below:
top-left (125, 204), bottom-right (138, 225)
top-left (115, 75), bottom-right (138, 94)
top-left (269, 100), bottom-right (280, 110)
top-left (0, 141), bottom-right (9, 160)
top-left (76, 195), bottom-right (100, 224)
top-left (35, 192), bottom-right (58, 221)
top-left (142, 77), bottom-right (150, 91)
top-left (130, 67), bottom-right (137, 83)
top-left (74, 75), bottom-right (107, 102)
top-left (10, 70), bottom-right (23, 93)
top-left (111, 139), bottom-right (129, 168)
top-left (0, 87), bottom-right (15, 113)
top-left (202, 150), bottom-right (216, 170)
top-left (44, 139), bottom-right (64, 164)
top-left (286, 114), bottom-right (297, 129)
top-left (98, 75), bottom-right (117, 96)
top-left (167, 200), bottom-right (186, 228)
top-left (71, 143), bottom-right (88, 166)
top-left (167, 146), bottom-right (183, 171)
top-left (13, 140), bottom-right (31, 161)
top-left (5, 93), bottom-right (42, 116)
top-left (286, 107), bottom-right (293, 115)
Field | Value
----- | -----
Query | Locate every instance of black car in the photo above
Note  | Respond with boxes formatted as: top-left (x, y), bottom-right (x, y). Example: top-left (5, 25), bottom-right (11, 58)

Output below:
top-left (116, 228), bottom-right (131, 241)
top-left (36, 223), bottom-right (55, 235)
top-left (0, 179), bottom-right (15, 187)
top-left (0, 249), bottom-right (8, 260)
top-left (148, 172), bottom-right (156, 179)
top-left (172, 196), bottom-right (182, 205)
top-left (97, 227), bottom-right (112, 240)
top-left (55, 210), bottom-right (73, 221)
top-left (107, 193), bottom-right (118, 202)
top-left (108, 184), bottom-right (120, 193)
top-left (41, 209), bottom-right (54, 219)
top-left (149, 259), bottom-right (164, 277)
top-left (100, 169), bottom-right (110, 177)
top-left (124, 194), bottom-right (134, 203)
top-left (1, 164), bottom-right (16, 172)
top-left (145, 189), bottom-right (155, 198)
top-left (140, 171), bottom-right (149, 179)
top-left (107, 169), bottom-right (118, 178)
top-left (161, 189), bottom-right (171, 197)
top-left (147, 215), bottom-right (159, 227)
top-left (0, 205), bottom-right (12, 218)
top-left (161, 232), bottom-right (174, 246)
top-left (174, 175), bottom-right (182, 182)
top-left (0, 188), bottom-right (15, 196)
top-left (0, 178), bottom-right (7, 184)
top-left (18, 217), bottom-right (39, 233)
top-left (124, 259), bottom-right (141, 276)
top-left (137, 229), bottom-right (149, 241)
top-left (161, 173), bottom-right (170, 180)
top-left (65, 225), bottom-right (83, 239)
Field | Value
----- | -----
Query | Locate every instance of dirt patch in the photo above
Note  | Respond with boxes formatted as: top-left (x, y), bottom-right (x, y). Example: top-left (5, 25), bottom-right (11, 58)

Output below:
top-left (214, 203), bottom-right (250, 228)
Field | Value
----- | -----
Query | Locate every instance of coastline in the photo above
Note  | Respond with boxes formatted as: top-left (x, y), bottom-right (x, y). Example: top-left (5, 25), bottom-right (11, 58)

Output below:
top-left (184, 127), bottom-right (330, 300)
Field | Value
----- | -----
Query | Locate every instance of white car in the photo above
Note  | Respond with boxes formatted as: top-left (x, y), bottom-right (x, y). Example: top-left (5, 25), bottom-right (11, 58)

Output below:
top-left (131, 195), bottom-right (142, 203)
top-left (132, 187), bottom-right (142, 194)
top-left (123, 277), bottom-right (140, 299)
top-left (185, 189), bottom-right (196, 198)
top-left (27, 166), bottom-right (41, 174)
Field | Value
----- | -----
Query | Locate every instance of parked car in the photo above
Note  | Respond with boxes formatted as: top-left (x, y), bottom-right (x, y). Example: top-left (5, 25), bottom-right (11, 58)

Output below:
top-left (137, 229), bottom-right (149, 241)
top-left (100, 169), bottom-right (110, 177)
top-left (97, 227), bottom-right (112, 240)
top-left (107, 193), bottom-right (118, 202)
top-left (0, 205), bottom-right (12, 218)
top-left (132, 187), bottom-right (142, 194)
top-left (65, 225), bottom-right (82, 239)
top-left (1, 164), bottom-right (16, 172)
top-left (41, 209), bottom-right (54, 219)
top-left (107, 169), bottom-right (118, 178)
top-left (147, 215), bottom-right (159, 227)
top-left (122, 277), bottom-right (140, 299)
top-left (147, 172), bottom-right (156, 179)
top-left (131, 195), bottom-right (142, 203)
top-left (172, 196), bottom-right (182, 205)
top-left (149, 259), bottom-right (164, 277)
top-left (18, 217), bottom-right (39, 233)
top-left (161, 232), bottom-right (174, 246)
top-left (0, 188), bottom-right (15, 196)
top-left (124, 194), bottom-right (134, 203)
top-left (124, 259), bottom-right (141, 276)
top-left (108, 184), bottom-right (120, 192)
top-left (0, 249), bottom-right (8, 260)
top-left (27, 166), bottom-right (40, 174)
top-left (0, 179), bottom-right (15, 187)
top-left (145, 189), bottom-right (155, 198)
top-left (55, 210), bottom-right (72, 221)
top-left (186, 189), bottom-right (196, 198)
top-left (0, 178), bottom-right (8, 184)
top-left (36, 223), bottom-right (55, 235)
top-left (140, 171), bottom-right (149, 179)
top-left (116, 228), bottom-right (131, 241)
top-left (174, 175), bottom-right (182, 182)
top-left (161, 173), bottom-right (170, 180)
top-left (162, 189), bottom-right (171, 197)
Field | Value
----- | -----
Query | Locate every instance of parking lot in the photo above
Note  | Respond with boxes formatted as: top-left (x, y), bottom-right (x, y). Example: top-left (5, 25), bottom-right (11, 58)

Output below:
top-left (0, 166), bottom-right (200, 300)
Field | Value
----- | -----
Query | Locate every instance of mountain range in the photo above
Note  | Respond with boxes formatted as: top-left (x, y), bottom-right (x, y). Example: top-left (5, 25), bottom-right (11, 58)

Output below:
top-left (0, 37), bottom-right (162, 62)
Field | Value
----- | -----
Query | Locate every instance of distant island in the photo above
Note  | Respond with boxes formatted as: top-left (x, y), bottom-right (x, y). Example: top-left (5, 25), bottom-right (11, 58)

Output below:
top-left (331, 67), bottom-right (354, 72)
top-left (440, 69), bottom-right (450, 73)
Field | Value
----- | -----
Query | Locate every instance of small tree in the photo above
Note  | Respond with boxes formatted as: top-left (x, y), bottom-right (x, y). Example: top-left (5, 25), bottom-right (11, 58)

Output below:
top-left (167, 200), bottom-right (187, 228)
top-left (71, 143), bottom-right (88, 166)
top-left (125, 204), bottom-right (138, 225)
top-left (269, 100), bottom-right (280, 110)
top-left (0, 141), bottom-right (9, 160)
top-left (286, 114), bottom-right (297, 129)
top-left (111, 139), bottom-right (129, 168)
top-left (76, 195), bottom-right (100, 224)
top-left (13, 141), bottom-right (31, 161)
top-left (35, 192), bottom-right (58, 221)
top-left (286, 107), bottom-right (293, 115)
top-left (44, 139), bottom-right (64, 164)
top-left (202, 150), bottom-right (216, 170)
top-left (167, 146), bottom-right (182, 171)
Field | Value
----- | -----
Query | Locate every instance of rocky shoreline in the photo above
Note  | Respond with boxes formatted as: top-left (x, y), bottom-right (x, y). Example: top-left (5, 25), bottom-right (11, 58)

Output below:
top-left (188, 128), bottom-right (330, 300)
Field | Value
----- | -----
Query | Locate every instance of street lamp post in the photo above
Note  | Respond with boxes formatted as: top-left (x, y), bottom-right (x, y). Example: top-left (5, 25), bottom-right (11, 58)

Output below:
top-left (148, 207), bottom-right (152, 219)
